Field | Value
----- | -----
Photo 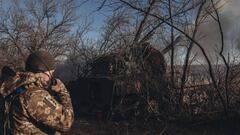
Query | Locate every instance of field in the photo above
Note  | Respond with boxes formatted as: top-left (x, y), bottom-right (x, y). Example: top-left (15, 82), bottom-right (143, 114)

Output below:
top-left (65, 119), bottom-right (240, 135)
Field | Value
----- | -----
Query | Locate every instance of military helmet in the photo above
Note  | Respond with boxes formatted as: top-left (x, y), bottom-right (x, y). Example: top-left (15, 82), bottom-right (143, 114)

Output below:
top-left (25, 51), bottom-right (55, 73)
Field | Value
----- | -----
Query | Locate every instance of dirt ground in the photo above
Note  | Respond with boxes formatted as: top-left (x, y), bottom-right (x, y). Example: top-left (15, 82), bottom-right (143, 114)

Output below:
top-left (64, 119), bottom-right (240, 135)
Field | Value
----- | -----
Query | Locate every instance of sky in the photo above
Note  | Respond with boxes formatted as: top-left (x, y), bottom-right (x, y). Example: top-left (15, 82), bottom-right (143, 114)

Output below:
top-left (0, 0), bottom-right (109, 39)
top-left (75, 0), bottom-right (110, 39)
top-left (1, 0), bottom-right (240, 42)
top-left (197, 0), bottom-right (240, 55)
top-left (79, 0), bottom-right (240, 43)
top-left (221, 0), bottom-right (240, 41)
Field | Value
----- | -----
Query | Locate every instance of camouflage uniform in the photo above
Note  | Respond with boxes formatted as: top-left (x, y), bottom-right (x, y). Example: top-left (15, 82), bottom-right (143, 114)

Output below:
top-left (0, 72), bottom-right (74, 135)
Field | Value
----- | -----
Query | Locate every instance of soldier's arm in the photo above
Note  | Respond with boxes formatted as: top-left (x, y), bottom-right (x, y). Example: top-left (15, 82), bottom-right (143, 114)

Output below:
top-left (51, 79), bottom-right (73, 111)
top-left (24, 85), bottom-right (74, 132)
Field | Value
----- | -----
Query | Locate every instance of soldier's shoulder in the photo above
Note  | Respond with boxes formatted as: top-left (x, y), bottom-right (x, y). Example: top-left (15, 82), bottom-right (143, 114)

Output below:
top-left (23, 87), bottom-right (49, 102)
top-left (23, 88), bottom-right (58, 111)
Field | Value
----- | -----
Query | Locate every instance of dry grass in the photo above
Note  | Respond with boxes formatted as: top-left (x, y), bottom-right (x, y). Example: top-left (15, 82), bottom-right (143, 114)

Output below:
top-left (64, 119), bottom-right (240, 135)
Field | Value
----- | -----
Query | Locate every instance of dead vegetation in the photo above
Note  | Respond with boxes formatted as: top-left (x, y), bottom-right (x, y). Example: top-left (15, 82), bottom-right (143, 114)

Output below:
top-left (1, 0), bottom-right (240, 134)
top-left (64, 119), bottom-right (240, 135)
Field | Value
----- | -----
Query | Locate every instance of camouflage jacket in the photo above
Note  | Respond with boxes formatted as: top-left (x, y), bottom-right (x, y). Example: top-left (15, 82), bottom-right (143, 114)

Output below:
top-left (0, 72), bottom-right (74, 135)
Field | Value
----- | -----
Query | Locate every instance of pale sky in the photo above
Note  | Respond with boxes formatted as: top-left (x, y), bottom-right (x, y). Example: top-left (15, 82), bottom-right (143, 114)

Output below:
top-left (1, 0), bottom-right (239, 41)
top-left (80, 0), bottom-right (240, 41)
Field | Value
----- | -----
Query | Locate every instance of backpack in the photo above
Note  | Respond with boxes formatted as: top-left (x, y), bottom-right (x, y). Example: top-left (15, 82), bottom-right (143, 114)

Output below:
top-left (3, 86), bottom-right (26, 135)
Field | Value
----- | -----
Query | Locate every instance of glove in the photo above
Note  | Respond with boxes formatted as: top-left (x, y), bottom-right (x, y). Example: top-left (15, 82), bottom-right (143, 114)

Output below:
top-left (51, 79), bottom-right (64, 93)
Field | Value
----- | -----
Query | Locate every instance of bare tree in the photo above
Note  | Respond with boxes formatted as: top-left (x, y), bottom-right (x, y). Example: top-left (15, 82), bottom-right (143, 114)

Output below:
top-left (95, 0), bottom-right (232, 120)
top-left (0, 0), bottom-right (79, 68)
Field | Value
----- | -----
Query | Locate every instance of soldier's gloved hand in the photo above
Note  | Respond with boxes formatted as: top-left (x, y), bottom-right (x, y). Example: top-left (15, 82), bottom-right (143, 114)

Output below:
top-left (51, 79), bottom-right (65, 93)
top-left (50, 79), bottom-right (69, 102)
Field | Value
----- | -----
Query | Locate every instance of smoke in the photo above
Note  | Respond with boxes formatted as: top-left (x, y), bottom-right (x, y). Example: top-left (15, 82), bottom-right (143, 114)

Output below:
top-left (220, 0), bottom-right (240, 41)
top-left (193, 0), bottom-right (240, 63)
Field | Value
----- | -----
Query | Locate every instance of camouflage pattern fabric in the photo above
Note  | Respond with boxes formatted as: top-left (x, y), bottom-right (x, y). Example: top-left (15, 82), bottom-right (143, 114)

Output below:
top-left (0, 72), bottom-right (74, 135)
top-left (0, 72), bottom-right (37, 98)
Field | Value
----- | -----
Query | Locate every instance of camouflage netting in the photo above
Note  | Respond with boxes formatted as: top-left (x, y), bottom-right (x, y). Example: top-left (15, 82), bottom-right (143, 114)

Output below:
top-left (84, 43), bottom-right (240, 122)
top-left (178, 66), bottom-right (240, 121)
top-left (92, 43), bottom-right (167, 95)
top-left (91, 43), bottom-right (169, 120)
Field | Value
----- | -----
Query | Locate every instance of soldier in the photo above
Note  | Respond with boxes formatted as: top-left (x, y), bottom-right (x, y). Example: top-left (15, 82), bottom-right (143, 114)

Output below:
top-left (0, 51), bottom-right (74, 135)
